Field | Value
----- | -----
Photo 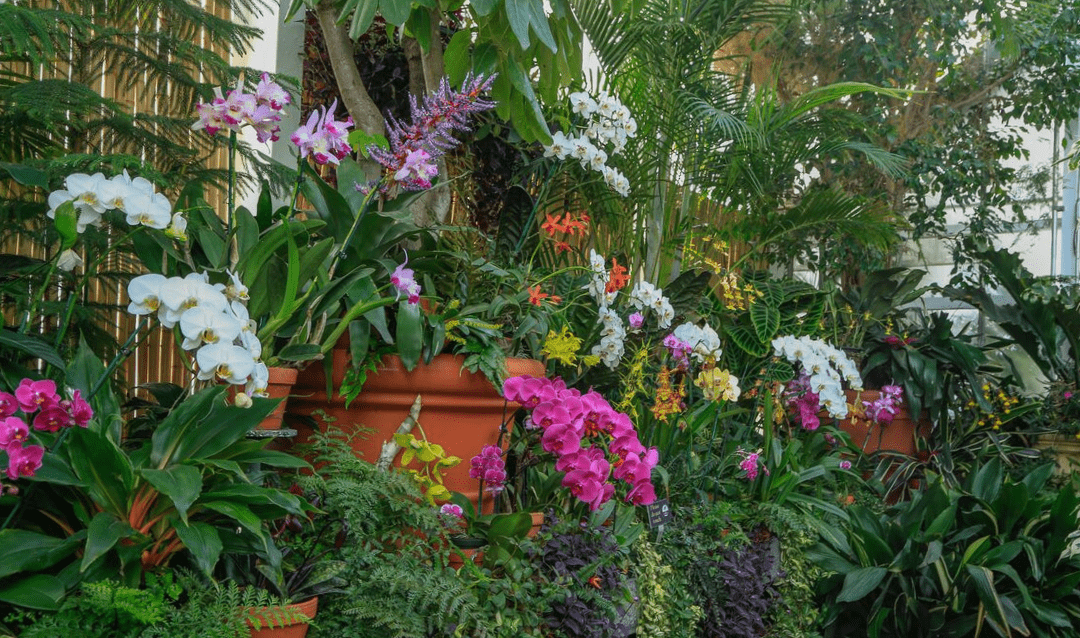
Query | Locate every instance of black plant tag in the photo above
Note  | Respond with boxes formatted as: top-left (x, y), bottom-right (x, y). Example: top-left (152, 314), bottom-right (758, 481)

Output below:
top-left (645, 499), bottom-right (673, 528)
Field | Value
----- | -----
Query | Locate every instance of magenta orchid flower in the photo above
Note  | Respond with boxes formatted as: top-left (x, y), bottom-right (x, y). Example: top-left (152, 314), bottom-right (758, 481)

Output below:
top-left (6, 444), bottom-right (44, 481)
top-left (15, 379), bottom-right (58, 413)
top-left (0, 417), bottom-right (29, 448)
top-left (0, 392), bottom-right (15, 419)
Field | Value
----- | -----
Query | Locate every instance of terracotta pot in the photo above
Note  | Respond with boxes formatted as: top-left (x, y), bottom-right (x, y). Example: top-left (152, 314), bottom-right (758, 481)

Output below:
top-left (246, 596), bottom-right (317, 638)
top-left (258, 367), bottom-right (298, 430)
top-left (527, 511), bottom-right (545, 538)
top-left (288, 352), bottom-right (545, 510)
top-left (1034, 433), bottom-right (1080, 475)
top-left (836, 389), bottom-right (930, 456)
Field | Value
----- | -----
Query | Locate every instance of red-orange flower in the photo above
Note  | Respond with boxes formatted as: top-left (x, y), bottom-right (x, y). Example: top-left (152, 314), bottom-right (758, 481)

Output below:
top-left (565, 213), bottom-right (589, 235)
top-left (606, 258), bottom-right (629, 293)
top-left (554, 241), bottom-right (572, 254)
top-left (541, 213), bottom-right (568, 236)
top-left (588, 576), bottom-right (602, 589)
top-left (528, 285), bottom-right (549, 306)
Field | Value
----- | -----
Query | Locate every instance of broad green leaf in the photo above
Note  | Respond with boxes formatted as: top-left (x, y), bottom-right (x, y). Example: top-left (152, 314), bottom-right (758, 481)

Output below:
top-left (81, 512), bottom-right (133, 572)
top-left (396, 300), bottom-right (423, 370)
top-left (0, 530), bottom-right (81, 579)
top-left (966, 565), bottom-right (1010, 631)
top-left (836, 566), bottom-right (887, 603)
top-left (0, 329), bottom-right (65, 369)
top-left (276, 344), bottom-right (323, 362)
top-left (444, 29), bottom-right (473, 84)
top-left (0, 162), bottom-right (49, 188)
top-left (174, 522), bottom-right (223, 577)
top-left (140, 465), bottom-right (203, 524)
top-left (150, 386), bottom-right (276, 467)
top-left (66, 427), bottom-right (134, 517)
top-left (971, 458), bottom-right (1004, 504)
top-left (0, 575), bottom-right (66, 610)
top-left (379, 0), bottom-right (411, 25)
top-left (505, 0), bottom-right (532, 48)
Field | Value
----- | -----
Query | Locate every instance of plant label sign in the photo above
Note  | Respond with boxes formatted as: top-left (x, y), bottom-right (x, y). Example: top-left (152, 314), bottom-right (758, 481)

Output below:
top-left (646, 499), bottom-right (672, 528)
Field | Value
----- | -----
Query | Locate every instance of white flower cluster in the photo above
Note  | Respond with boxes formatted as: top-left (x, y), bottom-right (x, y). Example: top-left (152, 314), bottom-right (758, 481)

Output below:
top-left (592, 307), bottom-right (627, 369)
top-left (582, 250), bottom-right (676, 370)
top-left (544, 90), bottom-right (635, 197)
top-left (584, 250), bottom-right (617, 308)
top-left (772, 335), bottom-right (863, 419)
top-left (628, 281), bottom-right (674, 330)
top-left (46, 172), bottom-right (187, 239)
top-left (672, 322), bottom-right (722, 363)
top-left (127, 272), bottom-right (268, 396)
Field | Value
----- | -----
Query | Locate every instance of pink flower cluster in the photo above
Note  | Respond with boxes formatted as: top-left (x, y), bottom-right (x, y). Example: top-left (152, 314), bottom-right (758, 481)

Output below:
top-left (368, 74), bottom-right (496, 191)
top-left (863, 385), bottom-right (903, 426)
top-left (502, 375), bottom-right (659, 510)
top-left (0, 379), bottom-right (93, 481)
top-left (192, 73), bottom-right (290, 143)
top-left (737, 449), bottom-right (769, 481)
top-left (662, 333), bottom-right (692, 368)
top-left (290, 98), bottom-right (354, 166)
top-left (783, 373), bottom-right (821, 431)
top-left (469, 444), bottom-right (508, 494)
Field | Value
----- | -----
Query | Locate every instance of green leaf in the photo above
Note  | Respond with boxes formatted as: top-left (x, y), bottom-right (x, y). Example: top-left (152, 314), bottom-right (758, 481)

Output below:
top-left (346, 0), bottom-right (380, 38)
top-left (971, 459), bottom-right (1004, 504)
top-left (139, 465), bottom-right (203, 524)
top-left (0, 162), bottom-right (49, 188)
top-left (444, 29), bottom-right (473, 84)
top-left (66, 427), bottom-right (134, 517)
top-left (0, 575), bottom-right (66, 611)
top-left (966, 565), bottom-right (1010, 631)
top-left (81, 512), bottom-right (133, 572)
top-left (174, 522), bottom-right (223, 577)
top-left (195, 225), bottom-right (227, 269)
top-left (276, 344), bottom-right (324, 362)
top-left (348, 129), bottom-right (390, 159)
top-left (396, 301), bottom-right (423, 370)
top-left (0, 329), bottom-right (65, 368)
top-left (470, 0), bottom-right (498, 15)
top-left (505, 0), bottom-right (532, 48)
top-left (0, 530), bottom-right (80, 579)
top-left (150, 386), bottom-right (276, 467)
top-left (379, 0), bottom-right (412, 26)
top-left (836, 566), bottom-right (887, 603)
top-left (750, 302), bottom-right (780, 343)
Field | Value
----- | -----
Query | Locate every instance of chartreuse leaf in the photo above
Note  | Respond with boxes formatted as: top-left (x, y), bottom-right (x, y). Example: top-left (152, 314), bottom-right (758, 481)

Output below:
top-left (836, 566), bottom-right (887, 603)
top-left (0, 575), bottom-right (66, 610)
top-left (174, 522), bottom-right (223, 577)
top-left (140, 465), bottom-right (203, 524)
top-left (81, 512), bottom-right (134, 572)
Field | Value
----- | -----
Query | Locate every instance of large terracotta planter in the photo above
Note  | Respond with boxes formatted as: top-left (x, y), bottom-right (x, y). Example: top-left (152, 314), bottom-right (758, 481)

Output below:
top-left (246, 596), bottom-right (317, 638)
top-left (288, 352), bottom-right (544, 509)
top-left (836, 389), bottom-right (930, 456)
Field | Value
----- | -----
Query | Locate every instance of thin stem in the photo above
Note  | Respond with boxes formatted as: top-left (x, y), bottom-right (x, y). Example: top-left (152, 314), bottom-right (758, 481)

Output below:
top-left (19, 260), bottom-right (58, 335)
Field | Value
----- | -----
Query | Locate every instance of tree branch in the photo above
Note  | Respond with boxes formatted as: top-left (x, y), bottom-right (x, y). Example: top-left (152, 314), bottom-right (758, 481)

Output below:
top-left (314, 1), bottom-right (385, 137)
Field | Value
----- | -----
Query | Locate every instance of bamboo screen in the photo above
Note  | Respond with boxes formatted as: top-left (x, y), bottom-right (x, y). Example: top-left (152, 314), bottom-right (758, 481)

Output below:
top-left (3, 0), bottom-right (235, 391)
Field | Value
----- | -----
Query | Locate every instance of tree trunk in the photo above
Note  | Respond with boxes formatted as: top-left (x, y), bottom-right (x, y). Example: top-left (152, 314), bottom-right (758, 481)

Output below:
top-left (314, 1), bottom-right (384, 138)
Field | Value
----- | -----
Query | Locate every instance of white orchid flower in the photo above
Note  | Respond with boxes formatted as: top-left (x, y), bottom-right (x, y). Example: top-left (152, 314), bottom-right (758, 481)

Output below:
top-left (246, 361), bottom-right (270, 397)
top-left (127, 274), bottom-right (168, 316)
top-left (56, 249), bottom-right (84, 272)
top-left (196, 342), bottom-right (256, 384)
top-left (157, 275), bottom-right (228, 328)
top-left (179, 306), bottom-right (243, 350)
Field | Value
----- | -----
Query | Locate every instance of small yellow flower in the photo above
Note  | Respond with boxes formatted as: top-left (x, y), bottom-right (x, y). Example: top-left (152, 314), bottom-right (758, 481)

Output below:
top-left (540, 326), bottom-right (582, 366)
